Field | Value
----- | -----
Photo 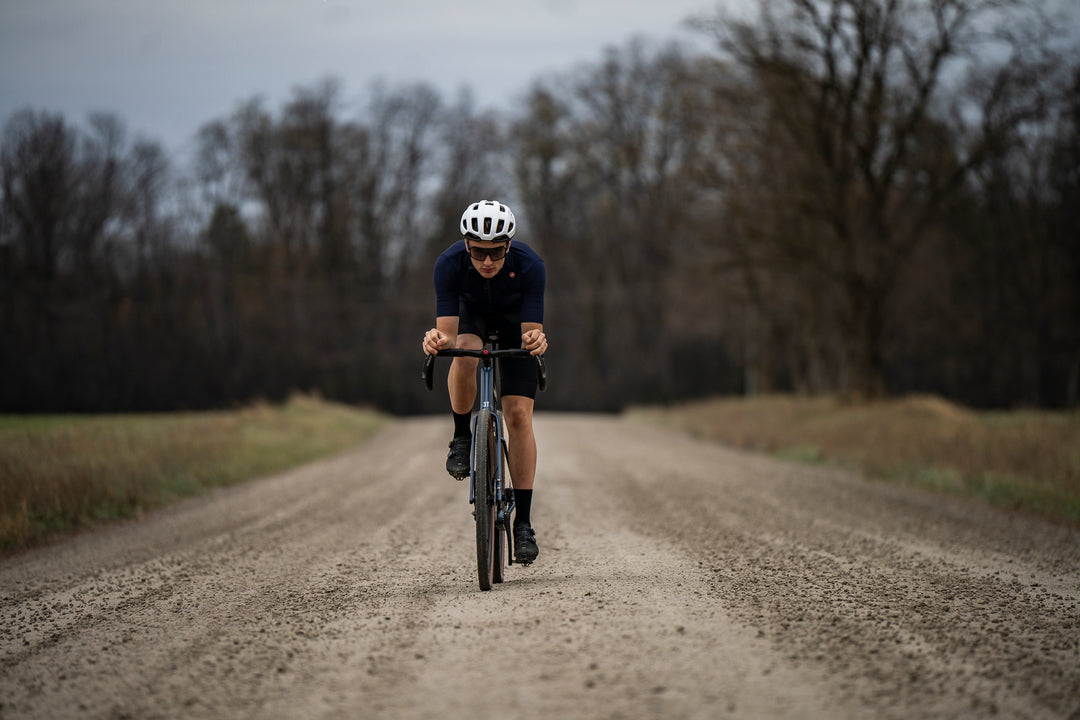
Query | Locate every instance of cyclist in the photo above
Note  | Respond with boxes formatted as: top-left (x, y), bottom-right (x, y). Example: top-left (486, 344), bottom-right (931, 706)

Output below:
top-left (422, 200), bottom-right (548, 565)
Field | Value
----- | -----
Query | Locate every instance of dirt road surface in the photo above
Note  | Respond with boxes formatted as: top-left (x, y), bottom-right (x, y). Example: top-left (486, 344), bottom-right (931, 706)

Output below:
top-left (2, 415), bottom-right (1078, 719)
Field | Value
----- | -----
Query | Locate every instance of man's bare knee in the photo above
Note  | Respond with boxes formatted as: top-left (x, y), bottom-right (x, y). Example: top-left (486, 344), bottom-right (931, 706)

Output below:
top-left (504, 400), bottom-right (533, 435)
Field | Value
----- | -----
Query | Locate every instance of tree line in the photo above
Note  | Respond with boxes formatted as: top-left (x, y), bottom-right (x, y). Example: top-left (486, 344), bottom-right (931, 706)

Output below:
top-left (2, 0), bottom-right (1078, 413)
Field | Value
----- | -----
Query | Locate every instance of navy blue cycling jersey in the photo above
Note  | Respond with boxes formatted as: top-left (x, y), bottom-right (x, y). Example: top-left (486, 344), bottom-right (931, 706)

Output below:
top-left (434, 240), bottom-right (546, 324)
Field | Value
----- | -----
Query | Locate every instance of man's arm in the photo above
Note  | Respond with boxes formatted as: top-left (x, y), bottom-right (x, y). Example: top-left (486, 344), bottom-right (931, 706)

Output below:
top-left (521, 321), bottom-right (547, 356)
top-left (423, 316), bottom-right (460, 355)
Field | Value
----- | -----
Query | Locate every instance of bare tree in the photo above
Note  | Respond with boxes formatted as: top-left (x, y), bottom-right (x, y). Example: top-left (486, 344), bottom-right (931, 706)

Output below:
top-left (699, 0), bottom-right (1071, 396)
top-left (512, 41), bottom-right (722, 406)
top-left (1, 111), bottom-right (79, 292)
top-left (427, 88), bottom-right (509, 257)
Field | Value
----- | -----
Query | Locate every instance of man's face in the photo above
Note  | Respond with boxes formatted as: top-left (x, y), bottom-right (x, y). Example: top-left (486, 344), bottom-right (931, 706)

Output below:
top-left (466, 240), bottom-right (509, 279)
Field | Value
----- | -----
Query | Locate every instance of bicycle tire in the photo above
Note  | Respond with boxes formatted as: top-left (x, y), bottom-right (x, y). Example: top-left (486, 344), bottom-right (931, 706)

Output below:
top-left (473, 408), bottom-right (496, 591)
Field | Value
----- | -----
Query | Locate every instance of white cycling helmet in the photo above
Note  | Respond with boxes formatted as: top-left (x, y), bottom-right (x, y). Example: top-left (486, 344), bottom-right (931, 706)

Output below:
top-left (460, 200), bottom-right (516, 242)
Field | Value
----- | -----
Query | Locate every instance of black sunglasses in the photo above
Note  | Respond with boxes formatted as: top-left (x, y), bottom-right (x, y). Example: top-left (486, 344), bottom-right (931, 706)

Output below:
top-left (466, 243), bottom-right (508, 261)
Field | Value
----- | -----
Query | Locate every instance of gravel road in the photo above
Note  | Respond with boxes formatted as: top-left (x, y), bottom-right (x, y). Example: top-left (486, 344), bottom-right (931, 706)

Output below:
top-left (2, 415), bottom-right (1078, 719)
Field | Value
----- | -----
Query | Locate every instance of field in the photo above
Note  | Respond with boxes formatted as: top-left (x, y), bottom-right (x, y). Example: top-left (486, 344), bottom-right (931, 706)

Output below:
top-left (0, 395), bottom-right (383, 552)
top-left (635, 394), bottom-right (1080, 526)
top-left (4, 392), bottom-right (1077, 554)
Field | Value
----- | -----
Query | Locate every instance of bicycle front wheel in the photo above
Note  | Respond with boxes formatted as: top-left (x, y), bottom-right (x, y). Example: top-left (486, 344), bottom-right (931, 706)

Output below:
top-left (473, 409), bottom-right (496, 591)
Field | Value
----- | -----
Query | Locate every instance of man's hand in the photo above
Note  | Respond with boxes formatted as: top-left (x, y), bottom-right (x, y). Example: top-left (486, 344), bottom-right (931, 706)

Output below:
top-left (423, 328), bottom-right (450, 355)
top-left (522, 328), bottom-right (548, 356)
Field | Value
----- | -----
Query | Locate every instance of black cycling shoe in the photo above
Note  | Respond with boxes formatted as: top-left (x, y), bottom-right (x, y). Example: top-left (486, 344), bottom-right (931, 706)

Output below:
top-left (446, 436), bottom-right (470, 480)
top-left (513, 522), bottom-right (539, 565)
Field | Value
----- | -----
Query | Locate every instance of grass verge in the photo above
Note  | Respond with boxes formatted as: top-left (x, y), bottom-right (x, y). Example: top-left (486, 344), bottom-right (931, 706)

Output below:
top-left (0, 395), bottom-right (384, 552)
top-left (634, 394), bottom-right (1080, 526)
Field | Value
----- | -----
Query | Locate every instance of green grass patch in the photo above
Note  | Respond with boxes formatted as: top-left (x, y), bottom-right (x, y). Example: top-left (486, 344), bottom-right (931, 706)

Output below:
top-left (634, 394), bottom-right (1080, 526)
top-left (777, 443), bottom-right (823, 463)
top-left (0, 395), bottom-right (384, 552)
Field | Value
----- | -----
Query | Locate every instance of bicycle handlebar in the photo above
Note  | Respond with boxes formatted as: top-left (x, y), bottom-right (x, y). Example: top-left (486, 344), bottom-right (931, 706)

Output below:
top-left (422, 349), bottom-right (547, 392)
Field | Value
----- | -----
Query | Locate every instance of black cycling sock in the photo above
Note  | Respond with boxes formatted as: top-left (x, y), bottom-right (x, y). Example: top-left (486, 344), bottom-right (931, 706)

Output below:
top-left (514, 489), bottom-right (533, 527)
top-left (453, 411), bottom-right (472, 439)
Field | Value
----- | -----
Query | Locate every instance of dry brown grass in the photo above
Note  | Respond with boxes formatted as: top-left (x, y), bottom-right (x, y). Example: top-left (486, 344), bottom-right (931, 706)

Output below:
top-left (636, 395), bottom-right (1080, 525)
top-left (0, 396), bottom-right (383, 552)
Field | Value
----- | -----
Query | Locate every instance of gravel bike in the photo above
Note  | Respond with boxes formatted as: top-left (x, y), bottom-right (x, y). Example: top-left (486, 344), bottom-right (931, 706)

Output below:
top-left (422, 334), bottom-right (546, 591)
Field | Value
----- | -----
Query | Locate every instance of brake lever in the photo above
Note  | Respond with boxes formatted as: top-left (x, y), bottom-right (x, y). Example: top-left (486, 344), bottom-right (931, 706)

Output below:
top-left (536, 355), bottom-right (547, 392)
top-left (422, 354), bottom-right (435, 391)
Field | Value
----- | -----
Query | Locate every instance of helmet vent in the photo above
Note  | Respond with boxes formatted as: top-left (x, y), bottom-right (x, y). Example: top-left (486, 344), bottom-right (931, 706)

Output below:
top-left (483, 218), bottom-right (492, 234)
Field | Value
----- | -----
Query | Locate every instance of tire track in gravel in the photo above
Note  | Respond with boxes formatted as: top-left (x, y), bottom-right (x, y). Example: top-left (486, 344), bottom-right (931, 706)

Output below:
top-left (2, 415), bottom-right (1078, 719)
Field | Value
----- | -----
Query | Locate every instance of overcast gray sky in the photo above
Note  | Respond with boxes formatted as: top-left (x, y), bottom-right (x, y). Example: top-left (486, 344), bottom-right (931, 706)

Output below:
top-left (0, 0), bottom-right (737, 159)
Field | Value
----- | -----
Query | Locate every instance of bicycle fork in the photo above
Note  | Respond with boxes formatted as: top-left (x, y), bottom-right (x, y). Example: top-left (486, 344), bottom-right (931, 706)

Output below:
top-left (468, 418), bottom-right (515, 519)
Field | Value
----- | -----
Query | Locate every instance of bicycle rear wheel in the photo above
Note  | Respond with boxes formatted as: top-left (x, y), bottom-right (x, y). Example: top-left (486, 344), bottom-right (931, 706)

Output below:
top-left (492, 517), bottom-right (505, 584)
top-left (473, 409), bottom-right (496, 591)
top-left (492, 417), bottom-right (510, 583)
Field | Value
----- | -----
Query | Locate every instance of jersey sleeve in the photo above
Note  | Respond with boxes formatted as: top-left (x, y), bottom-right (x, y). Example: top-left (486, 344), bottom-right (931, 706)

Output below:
top-left (519, 257), bottom-right (546, 324)
top-left (433, 251), bottom-right (461, 317)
